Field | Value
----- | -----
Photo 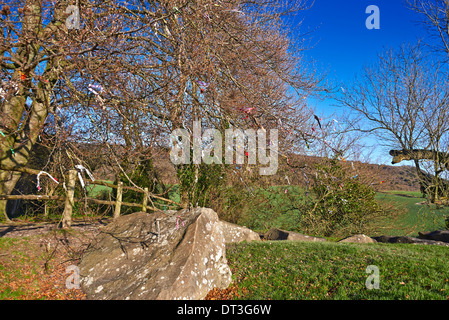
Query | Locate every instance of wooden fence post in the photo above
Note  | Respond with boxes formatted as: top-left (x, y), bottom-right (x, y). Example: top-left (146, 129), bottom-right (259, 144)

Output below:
top-left (142, 187), bottom-right (148, 212)
top-left (114, 181), bottom-right (123, 219)
top-left (61, 170), bottom-right (77, 228)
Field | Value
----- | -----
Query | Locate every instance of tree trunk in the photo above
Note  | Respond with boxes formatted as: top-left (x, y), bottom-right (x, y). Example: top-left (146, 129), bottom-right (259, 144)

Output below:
top-left (0, 170), bottom-right (22, 222)
top-left (390, 149), bottom-right (449, 203)
top-left (1, 0), bottom-right (60, 221)
top-left (61, 170), bottom-right (77, 229)
top-left (0, 100), bottom-right (49, 221)
top-left (390, 149), bottom-right (449, 169)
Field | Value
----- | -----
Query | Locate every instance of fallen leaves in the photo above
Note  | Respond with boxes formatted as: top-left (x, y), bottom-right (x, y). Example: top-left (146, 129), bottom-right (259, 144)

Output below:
top-left (1, 261), bottom-right (86, 300)
top-left (0, 230), bottom-right (91, 300)
top-left (204, 285), bottom-right (248, 300)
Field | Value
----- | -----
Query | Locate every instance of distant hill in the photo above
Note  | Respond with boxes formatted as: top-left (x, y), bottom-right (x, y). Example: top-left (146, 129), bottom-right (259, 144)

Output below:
top-left (81, 141), bottom-right (421, 192)
top-left (348, 160), bottom-right (420, 192)
top-left (147, 150), bottom-right (421, 192)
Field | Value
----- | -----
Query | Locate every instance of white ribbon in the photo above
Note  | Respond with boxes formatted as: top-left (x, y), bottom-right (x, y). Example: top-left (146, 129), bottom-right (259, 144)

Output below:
top-left (37, 171), bottom-right (59, 191)
top-left (332, 119), bottom-right (340, 132)
top-left (228, 8), bottom-right (245, 15)
top-left (88, 84), bottom-right (105, 107)
top-left (0, 80), bottom-right (19, 99)
top-left (75, 165), bottom-right (95, 188)
top-left (87, 84), bottom-right (103, 95)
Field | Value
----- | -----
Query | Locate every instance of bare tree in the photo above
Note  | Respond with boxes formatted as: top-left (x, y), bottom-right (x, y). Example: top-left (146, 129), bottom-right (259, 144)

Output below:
top-left (406, 0), bottom-right (449, 57)
top-left (337, 42), bottom-right (449, 203)
top-left (0, 0), bottom-right (324, 221)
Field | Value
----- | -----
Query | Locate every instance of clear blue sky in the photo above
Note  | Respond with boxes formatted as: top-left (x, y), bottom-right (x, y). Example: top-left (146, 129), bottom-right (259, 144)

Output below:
top-left (295, 0), bottom-right (431, 163)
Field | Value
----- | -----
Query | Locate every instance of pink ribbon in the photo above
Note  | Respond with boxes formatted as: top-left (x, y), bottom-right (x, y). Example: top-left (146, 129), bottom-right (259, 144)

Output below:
top-left (176, 216), bottom-right (184, 230)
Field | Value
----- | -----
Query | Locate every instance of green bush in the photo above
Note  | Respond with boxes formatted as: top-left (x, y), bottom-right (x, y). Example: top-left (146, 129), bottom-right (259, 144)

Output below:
top-left (300, 157), bottom-right (385, 237)
top-left (177, 162), bottom-right (226, 208)
top-left (114, 158), bottom-right (167, 215)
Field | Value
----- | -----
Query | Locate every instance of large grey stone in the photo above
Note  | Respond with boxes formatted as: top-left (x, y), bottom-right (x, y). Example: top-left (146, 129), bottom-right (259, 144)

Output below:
top-left (78, 208), bottom-right (232, 300)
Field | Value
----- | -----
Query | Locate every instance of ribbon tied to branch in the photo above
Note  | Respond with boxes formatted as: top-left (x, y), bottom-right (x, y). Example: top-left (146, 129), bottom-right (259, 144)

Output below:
top-left (176, 216), bottom-right (185, 230)
top-left (36, 171), bottom-right (59, 191)
top-left (75, 164), bottom-right (95, 188)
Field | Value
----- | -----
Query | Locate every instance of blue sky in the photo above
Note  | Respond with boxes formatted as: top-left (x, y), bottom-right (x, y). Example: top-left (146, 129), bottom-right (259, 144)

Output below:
top-left (301, 0), bottom-right (427, 85)
top-left (295, 0), bottom-right (431, 163)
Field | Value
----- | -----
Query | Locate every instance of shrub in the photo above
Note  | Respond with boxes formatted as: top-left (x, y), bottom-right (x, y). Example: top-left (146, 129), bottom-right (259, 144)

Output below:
top-left (177, 163), bottom-right (226, 208)
top-left (300, 157), bottom-right (386, 237)
top-left (114, 158), bottom-right (166, 215)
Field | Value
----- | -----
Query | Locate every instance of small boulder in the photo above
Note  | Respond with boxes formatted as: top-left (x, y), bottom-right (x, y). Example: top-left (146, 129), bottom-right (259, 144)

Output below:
top-left (287, 231), bottom-right (326, 242)
top-left (418, 230), bottom-right (449, 243)
top-left (264, 228), bottom-right (289, 240)
top-left (339, 234), bottom-right (377, 244)
top-left (373, 235), bottom-right (449, 246)
top-left (264, 228), bottom-right (326, 242)
top-left (218, 220), bottom-right (260, 243)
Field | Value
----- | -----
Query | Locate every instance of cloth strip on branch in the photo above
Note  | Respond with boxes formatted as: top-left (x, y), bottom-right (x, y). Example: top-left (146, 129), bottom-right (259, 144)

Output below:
top-left (197, 81), bottom-right (209, 93)
top-left (332, 119), bottom-right (340, 132)
top-left (228, 8), bottom-right (245, 15)
top-left (88, 84), bottom-right (105, 107)
top-left (75, 164), bottom-right (95, 188)
top-left (314, 115), bottom-right (322, 129)
top-left (0, 80), bottom-right (19, 99)
top-left (176, 216), bottom-right (184, 230)
top-left (37, 171), bottom-right (59, 191)
top-left (88, 84), bottom-right (103, 95)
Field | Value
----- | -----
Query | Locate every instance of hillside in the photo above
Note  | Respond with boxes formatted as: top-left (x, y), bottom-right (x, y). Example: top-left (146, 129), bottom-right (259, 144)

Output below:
top-left (148, 150), bottom-right (421, 192)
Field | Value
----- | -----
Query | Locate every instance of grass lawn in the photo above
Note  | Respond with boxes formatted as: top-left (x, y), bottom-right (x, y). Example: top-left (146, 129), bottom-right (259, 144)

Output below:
top-left (79, 183), bottom-right (449, 238)
top-left (85, 182), bottom-right (113, 198)
top-left (224, 240), bottom-right (449, 300)
top-left (375, 191), bottom-right (449, 236)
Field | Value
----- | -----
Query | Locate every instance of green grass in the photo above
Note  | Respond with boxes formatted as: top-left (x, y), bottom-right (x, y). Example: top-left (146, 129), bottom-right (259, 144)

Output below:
top-left (226, 241), bottom-right (449, 300)
top-left (3, 186), bottom-right (449, 300)
top-left (0, 237), bottom-right (39, 299)
top-left (85, 183), bottom-right (113, 198)
top-left (375, 191), bottom-right (449, 236)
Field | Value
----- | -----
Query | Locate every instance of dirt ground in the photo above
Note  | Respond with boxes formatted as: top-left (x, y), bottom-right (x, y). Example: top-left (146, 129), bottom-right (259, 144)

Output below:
top-left (0, 219), bottom-right (108, 300)
top-left (0, 219), bottom-right (109, 238)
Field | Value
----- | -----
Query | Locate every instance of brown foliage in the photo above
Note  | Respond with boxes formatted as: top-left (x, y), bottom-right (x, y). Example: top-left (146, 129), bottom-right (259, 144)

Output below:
top-left (1, 0), bottom-right (326, 219)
